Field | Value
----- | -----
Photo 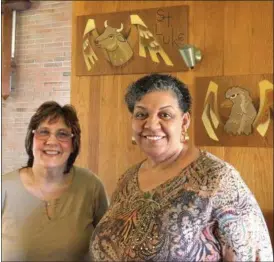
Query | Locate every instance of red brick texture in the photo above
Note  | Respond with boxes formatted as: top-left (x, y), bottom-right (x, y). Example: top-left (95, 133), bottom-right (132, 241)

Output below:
top-left (2, 1), bottom-right (72, 174)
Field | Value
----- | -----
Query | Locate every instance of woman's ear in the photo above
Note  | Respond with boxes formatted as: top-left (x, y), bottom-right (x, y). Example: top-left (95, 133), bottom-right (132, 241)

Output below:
top-left (182, 112), bottom-right (191, 130)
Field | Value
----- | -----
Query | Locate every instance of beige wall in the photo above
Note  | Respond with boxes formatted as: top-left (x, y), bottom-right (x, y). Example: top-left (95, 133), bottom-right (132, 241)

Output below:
top-left (71, 1), bottom-right (273, 240)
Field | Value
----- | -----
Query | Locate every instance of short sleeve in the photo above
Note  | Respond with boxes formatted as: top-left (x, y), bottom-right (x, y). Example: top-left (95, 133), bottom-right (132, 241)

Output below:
top-left (93, 180), bottom-right (109, 227)
top-left (212, 168), bottom-right (273, 261)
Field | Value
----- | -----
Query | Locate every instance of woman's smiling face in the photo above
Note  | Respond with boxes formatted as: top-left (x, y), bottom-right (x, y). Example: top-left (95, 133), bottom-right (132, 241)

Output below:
top-left (32, 117), bottom-right (73, 170)
top-left (132, 90), bottom-right (190, 162)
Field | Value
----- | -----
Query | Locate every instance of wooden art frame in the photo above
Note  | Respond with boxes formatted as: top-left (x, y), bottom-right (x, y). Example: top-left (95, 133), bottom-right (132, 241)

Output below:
top-left (76, 5), bottom-right (188, 76)
top-left (194, 74), bottom-right (273, 147)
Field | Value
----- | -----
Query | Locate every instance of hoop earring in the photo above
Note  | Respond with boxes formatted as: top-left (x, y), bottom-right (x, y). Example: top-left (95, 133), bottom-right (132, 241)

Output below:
top-left (180, 130), bottom-right (190, 143)
top-left (131, 136), bottom-right (137, 145)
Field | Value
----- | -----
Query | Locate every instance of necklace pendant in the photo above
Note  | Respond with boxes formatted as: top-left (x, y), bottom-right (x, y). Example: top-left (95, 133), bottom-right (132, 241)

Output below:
top-left (143, 192), bottom-right (151, 199)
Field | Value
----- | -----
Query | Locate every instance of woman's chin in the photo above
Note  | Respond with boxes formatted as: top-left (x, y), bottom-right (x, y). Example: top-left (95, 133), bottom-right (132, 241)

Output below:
top-left (142, 148), bottom-right (167, 160)
top-left (35, 161), bottom-right (66, 170)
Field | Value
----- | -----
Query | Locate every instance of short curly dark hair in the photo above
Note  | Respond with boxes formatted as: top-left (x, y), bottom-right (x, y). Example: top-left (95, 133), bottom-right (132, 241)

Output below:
top-left (24, 101), bottom-right (81, 174)
top-left (124, 73), bottom-right (192, 113)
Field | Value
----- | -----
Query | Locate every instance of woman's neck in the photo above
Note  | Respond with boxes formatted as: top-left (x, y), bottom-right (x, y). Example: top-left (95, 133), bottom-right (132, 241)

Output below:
top-left (30, 165), bottom-right (67, 188)
top-left (145, 145), bottom-right (188, 170)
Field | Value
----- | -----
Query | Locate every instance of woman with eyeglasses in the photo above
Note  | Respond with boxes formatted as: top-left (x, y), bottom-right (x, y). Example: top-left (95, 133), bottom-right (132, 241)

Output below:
top-left (2, 101), bottom-right (108, 261)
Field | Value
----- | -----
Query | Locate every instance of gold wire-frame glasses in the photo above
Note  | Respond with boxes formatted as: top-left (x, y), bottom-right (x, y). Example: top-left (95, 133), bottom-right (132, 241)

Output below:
top-left (32, 128), bottom-right (74, 142)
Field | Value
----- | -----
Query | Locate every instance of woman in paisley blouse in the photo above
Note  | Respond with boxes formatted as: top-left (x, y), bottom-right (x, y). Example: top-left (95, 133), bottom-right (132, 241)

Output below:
top-left (89, 73), bottom-right (273, 261)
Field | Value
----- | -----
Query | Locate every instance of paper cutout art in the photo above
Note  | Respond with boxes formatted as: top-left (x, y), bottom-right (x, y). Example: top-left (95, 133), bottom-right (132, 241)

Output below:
top-left (76, 6), bottom-right (189, 76)
top-left (223, 87), bottom-right (257, 136)
top-left (195, 75), bottom-right (273, 147)
top-left (83, 15), bottom-right (173, 70)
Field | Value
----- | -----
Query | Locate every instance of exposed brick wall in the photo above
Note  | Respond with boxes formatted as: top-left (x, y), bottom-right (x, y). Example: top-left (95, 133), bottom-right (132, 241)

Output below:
top-left (2, 1), bottom-right (72, 174)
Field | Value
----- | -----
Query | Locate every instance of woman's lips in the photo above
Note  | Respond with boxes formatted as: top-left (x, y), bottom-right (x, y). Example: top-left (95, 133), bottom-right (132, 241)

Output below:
top-left (143, 135), bottom-right (165, 141)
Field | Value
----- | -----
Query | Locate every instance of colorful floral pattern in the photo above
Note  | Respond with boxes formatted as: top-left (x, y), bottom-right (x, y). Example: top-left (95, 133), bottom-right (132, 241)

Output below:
top-left (89, 151), bottom-right (273, 261)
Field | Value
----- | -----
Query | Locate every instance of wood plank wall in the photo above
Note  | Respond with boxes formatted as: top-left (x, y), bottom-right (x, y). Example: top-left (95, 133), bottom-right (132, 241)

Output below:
top-left (71, 1), bottom-right (273, 240)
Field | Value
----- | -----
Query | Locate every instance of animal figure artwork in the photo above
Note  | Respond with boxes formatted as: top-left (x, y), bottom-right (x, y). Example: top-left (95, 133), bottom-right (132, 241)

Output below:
top-left (82, 14), bottom-right (174, 70)
top-left (223, 87), bottom-right (257, 135)
top-left (94, 21), bottom-right (133, 66)
top-left (201, 79), bottom-right (273, 142)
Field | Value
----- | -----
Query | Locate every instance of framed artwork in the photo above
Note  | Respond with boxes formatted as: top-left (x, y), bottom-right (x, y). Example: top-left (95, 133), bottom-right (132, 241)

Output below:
top-left (194, 74), bottom-right (273, 147)
top-left (76, 5), bottom-right (188, 76)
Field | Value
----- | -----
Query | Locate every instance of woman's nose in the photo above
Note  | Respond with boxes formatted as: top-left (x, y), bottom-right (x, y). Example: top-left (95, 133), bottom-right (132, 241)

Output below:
top-left (144, 116), bottom-right (160, 129)
top-left (45, 133), bottom-right (59, 143)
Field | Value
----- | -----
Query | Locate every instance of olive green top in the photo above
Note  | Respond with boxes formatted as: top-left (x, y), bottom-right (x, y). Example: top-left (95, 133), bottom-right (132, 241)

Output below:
top-left (2, 166), bottom-right (108, 261)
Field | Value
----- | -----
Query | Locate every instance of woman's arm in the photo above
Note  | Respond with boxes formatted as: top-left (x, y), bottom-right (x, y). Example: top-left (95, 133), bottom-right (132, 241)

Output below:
top-left (212, 168), bottom-right (273, 261)
top-left (93, 180), bottom-right (109, 227)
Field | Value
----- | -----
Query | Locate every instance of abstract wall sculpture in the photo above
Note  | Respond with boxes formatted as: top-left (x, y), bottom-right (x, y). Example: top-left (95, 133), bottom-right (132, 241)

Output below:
top-left (76, 6), bottom-right (188, 76)
top-left (194, 75), bottom-right (273, 147)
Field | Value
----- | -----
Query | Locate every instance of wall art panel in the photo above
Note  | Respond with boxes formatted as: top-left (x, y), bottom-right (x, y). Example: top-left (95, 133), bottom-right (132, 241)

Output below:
top-left (195, 74), bottom-right (273, 147)
top-left (76, 5), bottom-right (188, 76)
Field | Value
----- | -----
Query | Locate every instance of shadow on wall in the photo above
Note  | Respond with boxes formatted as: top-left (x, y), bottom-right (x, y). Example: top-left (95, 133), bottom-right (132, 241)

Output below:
top-left (263, 210), bottom-right (274, 246)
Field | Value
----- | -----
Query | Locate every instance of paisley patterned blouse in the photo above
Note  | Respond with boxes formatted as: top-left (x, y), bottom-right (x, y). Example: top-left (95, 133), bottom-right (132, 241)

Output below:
top-left (89, 151), bottom-right (273, 261)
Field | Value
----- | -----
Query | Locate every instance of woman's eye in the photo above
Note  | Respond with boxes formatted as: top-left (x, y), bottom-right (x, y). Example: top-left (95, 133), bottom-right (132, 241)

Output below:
top-left (58, 131), bottom-right (70, 138)
top-left (134, 112), bottom-right (146, 119)
top-left (159, 112), bottom-right (171, 119)
top-left (38, 129), bottom-right (50, 136)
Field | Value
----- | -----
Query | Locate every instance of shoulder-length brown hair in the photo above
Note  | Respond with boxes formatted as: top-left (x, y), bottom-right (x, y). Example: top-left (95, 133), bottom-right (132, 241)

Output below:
top-left (24, 101), bottom-right (81, 174)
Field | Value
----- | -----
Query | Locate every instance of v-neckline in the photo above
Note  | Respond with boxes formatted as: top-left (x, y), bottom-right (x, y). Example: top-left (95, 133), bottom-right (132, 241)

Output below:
top-left (134, 150), bottom-right (205, 198)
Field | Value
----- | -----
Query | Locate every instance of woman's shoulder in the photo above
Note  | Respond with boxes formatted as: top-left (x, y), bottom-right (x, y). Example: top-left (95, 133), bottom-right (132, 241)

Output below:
top-left (117, 161), bottom-right (144, 184)
top-left (185, 150), bottom-right (241, 196)
top-left (2, 169), bottom-right (21, 183)
top-left (2, 170), bottom-right (23, 199)
top-left (72, 165), bottom-right (104, 186)
top-left (197, 150), bottom-right (238, 175)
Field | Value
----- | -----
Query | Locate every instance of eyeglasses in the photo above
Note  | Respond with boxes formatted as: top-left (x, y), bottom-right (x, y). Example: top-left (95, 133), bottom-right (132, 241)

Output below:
top-left (32, 128), bottom-right (74, 142)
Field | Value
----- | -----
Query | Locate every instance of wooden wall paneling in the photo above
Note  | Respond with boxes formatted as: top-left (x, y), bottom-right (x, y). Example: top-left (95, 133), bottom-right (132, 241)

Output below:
top-left (113, 1), bottom-right (185, 12)
top-left (87, 77), bottom-right (101, 174)
top-left (224, 148), bottom-right (255, 190)
top-left (72, 2), bottom-right (101, 174)
top-left (116, 75), bottom-right (146, 182)
top-left (202, 1), bottom-right (224, 77)
top-left (177, 72), bottom-right (195, 143)
top-left (253, 148), bottom-right (273, 211)
top-left (255, 147), bottom-right (273, 244)
top-left (71, 77), bottom-right (93, 169)
top-left (250, 1), bottom-right (273, 74)
top-left (98, 76), bottom-right (120, 195)
top-left (254, 147), bottom-right (273, 244)
top-left (180, 1), bottom-right (216, 147)
top-left (178, 1), bottom-right (202, 146)
top-left (224, 1), bottom-right (253, 75)
top-left (223, 2), bottom-right (273, 194)
top-left (223, 1), bottom-right (273, 240)
top-left (189, 1), bottom-right (225, 159)
top-left (192, 1), bottom-right (225, 77)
